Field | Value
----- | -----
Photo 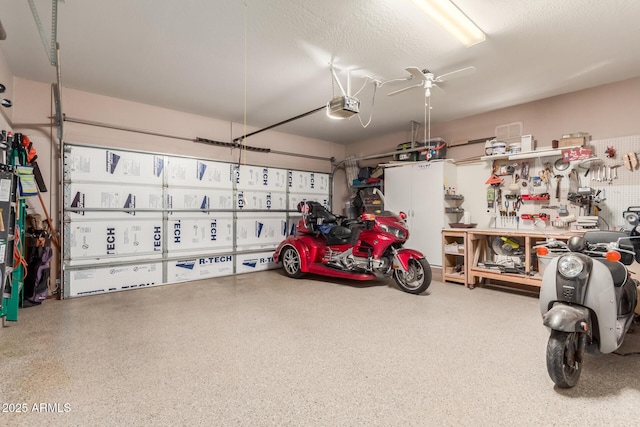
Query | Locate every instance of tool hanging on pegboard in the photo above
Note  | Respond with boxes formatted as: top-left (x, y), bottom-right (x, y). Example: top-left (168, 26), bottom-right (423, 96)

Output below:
top-left (605, 146), bottom-right (615, 158)
top-left (623, 152), bottom-right (638, 171)
top-left (486, 186), bottom-right (496, 209)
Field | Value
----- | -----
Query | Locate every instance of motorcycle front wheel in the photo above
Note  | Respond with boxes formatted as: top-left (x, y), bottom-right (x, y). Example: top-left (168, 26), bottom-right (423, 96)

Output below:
top-left (281, 246), bottom-right (305, 279)
top-left (393, 257), bottom-right (432, 295)
top-left (546, 330), bottom-right (584, 388)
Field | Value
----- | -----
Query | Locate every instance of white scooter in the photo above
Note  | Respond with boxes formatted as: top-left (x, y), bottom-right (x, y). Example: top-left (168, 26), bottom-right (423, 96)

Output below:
top-left (538, 229), bottom-right (639, 388)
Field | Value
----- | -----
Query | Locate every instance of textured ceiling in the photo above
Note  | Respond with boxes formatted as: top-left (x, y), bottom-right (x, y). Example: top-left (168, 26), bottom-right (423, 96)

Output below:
top-left (2, 0), bottom-right (640, 144)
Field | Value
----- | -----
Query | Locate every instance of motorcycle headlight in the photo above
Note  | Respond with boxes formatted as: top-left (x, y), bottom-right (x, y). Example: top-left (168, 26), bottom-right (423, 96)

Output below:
top-left (379, 224), bottom-right (407, 240)
top-left (557, 254), bottom-right (584, 278)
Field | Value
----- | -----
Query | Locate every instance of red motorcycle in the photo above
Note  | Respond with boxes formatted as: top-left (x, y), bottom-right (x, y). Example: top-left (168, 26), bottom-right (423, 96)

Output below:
top-left (273, 201), bottom-right (432, 294)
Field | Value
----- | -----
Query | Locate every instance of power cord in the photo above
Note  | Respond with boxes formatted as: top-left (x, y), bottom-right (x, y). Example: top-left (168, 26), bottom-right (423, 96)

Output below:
top-left (613, 351), bottom-right (640, 356)
top-left (613, 317), bottom-right (640, 355)
top-left (357, 82), bottom-right (377, 129)
top-left (13, 228), bottom-right (28, 281)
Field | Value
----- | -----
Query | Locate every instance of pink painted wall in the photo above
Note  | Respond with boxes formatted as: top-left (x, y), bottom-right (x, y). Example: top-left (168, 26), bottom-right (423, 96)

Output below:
top-left (347, 76), bottom-right (640, 163)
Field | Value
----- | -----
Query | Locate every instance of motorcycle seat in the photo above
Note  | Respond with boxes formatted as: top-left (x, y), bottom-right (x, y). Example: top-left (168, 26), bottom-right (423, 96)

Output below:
top-left (596, 258), bottom-right (627, 287)
top-left (325, 226), bottom-right (352, 245)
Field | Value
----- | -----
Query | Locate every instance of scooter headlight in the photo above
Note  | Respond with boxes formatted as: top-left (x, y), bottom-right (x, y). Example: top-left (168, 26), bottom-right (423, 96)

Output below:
top-left (557, 254), bottom-right (584, 278)
top-left (379, 224), bottom-right (407, 240)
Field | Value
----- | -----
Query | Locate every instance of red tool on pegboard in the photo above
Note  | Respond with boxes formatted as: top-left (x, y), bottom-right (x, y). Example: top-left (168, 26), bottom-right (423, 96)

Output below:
top-left (605, 146), bottom-right (616, 158)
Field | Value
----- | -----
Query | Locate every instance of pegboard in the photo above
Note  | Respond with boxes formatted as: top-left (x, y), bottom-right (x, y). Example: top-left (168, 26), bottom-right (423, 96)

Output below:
top-left (484, 134), bottom-right (640, 232)
top-left (586, 134), bottom-right (640, 230)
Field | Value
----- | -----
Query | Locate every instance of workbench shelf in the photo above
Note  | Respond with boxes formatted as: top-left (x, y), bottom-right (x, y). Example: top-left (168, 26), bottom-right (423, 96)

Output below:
top-left (442, 229), bottom-right (467, 284)
top-left (465, 228), bottom-right (583, 290)
top-left (440, 228), bottom-right (583, 290)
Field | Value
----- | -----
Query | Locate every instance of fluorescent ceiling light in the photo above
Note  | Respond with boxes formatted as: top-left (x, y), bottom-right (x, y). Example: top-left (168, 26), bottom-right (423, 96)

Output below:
top-left (411, 0), bottom-right (485, 47)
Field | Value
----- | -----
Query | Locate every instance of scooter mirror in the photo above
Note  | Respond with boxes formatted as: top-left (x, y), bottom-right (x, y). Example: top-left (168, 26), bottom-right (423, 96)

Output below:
top-left (567, 236), bottom-right (586, 252)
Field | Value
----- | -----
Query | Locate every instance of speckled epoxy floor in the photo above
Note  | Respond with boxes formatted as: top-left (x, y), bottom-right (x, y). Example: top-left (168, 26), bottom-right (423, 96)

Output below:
top-left (1, 271), bottom-right (639, 426)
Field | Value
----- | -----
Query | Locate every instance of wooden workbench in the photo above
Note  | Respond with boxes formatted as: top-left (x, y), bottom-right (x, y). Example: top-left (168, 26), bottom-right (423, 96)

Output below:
top-left (459, 228), bottom-right (584, 289)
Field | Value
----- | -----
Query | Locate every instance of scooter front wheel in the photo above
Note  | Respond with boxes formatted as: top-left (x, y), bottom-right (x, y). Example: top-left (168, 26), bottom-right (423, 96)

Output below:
top-left (393, 258), bottom-right (432, 295)
top-left (546, 330), bottom-right (584, 388)
top-left (281, 246), bottom-right (305, 279)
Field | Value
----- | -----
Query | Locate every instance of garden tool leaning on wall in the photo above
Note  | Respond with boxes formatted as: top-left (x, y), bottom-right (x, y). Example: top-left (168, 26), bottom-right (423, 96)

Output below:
top-left (15, 134), bottom-right (60, 250)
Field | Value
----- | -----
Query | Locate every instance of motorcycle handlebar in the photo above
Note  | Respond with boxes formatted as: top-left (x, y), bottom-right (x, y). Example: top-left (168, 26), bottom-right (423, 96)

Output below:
top-left (534, 236), bottom-right (640, 258)
top-left (584, 240), bottom-right (637, 258)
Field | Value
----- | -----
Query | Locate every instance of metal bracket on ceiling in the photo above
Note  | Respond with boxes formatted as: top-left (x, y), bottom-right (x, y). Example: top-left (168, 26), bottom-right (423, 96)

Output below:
top-left (28, 0), bottom-right (62, 66)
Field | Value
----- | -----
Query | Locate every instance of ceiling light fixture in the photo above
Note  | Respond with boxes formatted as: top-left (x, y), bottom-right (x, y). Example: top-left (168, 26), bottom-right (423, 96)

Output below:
top-left (411, 0), bottom-right (485, 47)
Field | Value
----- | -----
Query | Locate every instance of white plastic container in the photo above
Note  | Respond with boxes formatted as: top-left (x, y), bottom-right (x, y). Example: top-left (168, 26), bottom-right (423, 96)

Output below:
top-left (521, 135), bottom-right (534, 152)
top-left (492, 141), bottom-right (507, 155)
top-left (538, 253), bottom-right (562, 276)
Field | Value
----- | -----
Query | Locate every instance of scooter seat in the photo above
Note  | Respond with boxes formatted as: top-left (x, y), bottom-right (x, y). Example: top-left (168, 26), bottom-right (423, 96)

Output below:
top-left (596, 258), bottom-right (627, 287)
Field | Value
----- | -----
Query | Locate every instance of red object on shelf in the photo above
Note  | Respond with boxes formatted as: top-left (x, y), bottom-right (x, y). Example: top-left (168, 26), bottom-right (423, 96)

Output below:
top-left (521, 194), bottom-right (550, 201)
top-left (521, 213), bottom-right (549, 220)
top-left (562, 147), bottom-right (592, 162)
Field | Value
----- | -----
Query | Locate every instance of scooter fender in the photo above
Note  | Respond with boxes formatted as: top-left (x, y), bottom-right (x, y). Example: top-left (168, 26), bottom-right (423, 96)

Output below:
top-left (394, 248), bottom-right (425, 272)
top-left (542, 304), bottom-right (590, 333)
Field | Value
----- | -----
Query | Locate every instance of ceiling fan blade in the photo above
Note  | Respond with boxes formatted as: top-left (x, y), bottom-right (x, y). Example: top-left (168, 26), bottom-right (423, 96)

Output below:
top-left (435, 66), bottom-right (476, 83)
top-left (387, 82), bottom-right (423, 96)
top-left (405, 66), bottom-right (428, 81)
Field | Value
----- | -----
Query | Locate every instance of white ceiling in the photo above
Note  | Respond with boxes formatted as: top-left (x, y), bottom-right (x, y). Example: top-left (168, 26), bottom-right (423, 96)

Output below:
top-left (2, 0), bottom-right (640, 144)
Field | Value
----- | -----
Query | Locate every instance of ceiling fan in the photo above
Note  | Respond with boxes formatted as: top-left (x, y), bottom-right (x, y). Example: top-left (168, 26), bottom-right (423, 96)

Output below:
top-left (387, 66), bottom-right (476, 97)
top-left (385, 65), bottom-right (476, 145)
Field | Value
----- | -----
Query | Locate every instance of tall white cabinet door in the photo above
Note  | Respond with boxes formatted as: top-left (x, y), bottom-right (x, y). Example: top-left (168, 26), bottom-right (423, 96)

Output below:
top-left (384, 161), bottom-right (456, 268)
top-left (384, 165), bottom-right (413, 221)
top-left (410, 162), bottom-right (445, 266)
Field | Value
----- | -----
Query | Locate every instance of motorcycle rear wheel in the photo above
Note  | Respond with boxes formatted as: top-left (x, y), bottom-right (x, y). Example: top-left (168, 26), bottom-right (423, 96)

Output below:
top-left (546, 330), bottom-right (583, 388)
top-left (393, 257), bottom-right (432, 295)
top-left (281, 246), bottom-right (305, 279)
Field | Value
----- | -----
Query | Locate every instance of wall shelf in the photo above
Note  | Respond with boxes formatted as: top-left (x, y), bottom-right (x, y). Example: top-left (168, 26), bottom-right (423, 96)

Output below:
top-left (480, 146), bottom-right (583, 161)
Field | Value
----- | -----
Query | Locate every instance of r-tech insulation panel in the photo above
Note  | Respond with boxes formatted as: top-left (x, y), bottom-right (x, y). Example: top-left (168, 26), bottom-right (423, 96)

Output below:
top-left (63, 144), bottom-right (330, 297)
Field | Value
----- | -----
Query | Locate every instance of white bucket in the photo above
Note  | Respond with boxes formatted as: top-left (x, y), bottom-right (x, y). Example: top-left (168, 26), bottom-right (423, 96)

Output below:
top-left (538, 253), bottom-right (562, 276)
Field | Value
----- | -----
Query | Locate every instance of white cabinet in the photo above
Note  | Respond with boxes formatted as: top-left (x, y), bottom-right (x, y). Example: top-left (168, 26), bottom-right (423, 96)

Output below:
top-left (384, 161), bottom-right (457, 267)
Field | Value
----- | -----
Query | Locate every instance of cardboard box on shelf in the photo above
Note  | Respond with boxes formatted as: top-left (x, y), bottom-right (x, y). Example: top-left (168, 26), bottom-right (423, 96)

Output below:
top-left (558, 136), bottom-right (585, 148)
